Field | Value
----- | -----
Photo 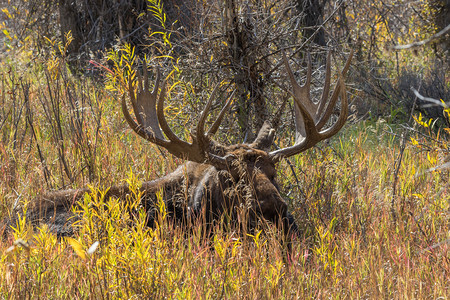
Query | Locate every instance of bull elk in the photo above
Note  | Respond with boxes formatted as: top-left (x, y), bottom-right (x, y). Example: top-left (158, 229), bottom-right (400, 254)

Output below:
top-left (10, 51), bottom-right (353, 237)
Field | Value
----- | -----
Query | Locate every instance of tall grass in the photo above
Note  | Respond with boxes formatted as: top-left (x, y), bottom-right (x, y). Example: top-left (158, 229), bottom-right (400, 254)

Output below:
top-left (1, 48), bottom-right (448, 299)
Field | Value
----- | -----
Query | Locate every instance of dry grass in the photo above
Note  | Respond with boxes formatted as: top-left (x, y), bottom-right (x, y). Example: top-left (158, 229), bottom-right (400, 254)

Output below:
top-left (0, 49), bottom-right (448, 299)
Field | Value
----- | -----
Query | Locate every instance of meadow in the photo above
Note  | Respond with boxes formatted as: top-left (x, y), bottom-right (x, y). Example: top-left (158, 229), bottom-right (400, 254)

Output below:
top-left (0, 49), bottom-right (448, 299)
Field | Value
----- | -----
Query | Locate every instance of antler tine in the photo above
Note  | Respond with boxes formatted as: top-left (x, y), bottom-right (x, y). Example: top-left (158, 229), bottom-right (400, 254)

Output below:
top-left (268, 81), bottom-right (321, 159)
top-left (128, 73), bottom-right (143, 125)
top-left (207, 90), bottom-right (235, 137)
top-left (316, 50), bottom-right (353, 129)
top-left (150, 65), bottom-right (160, 95)
top-left (319, 78), bottom-right (348, 140)
top-left (269, 50), bottom-right (353, 160)
top-left (316, 51), bottom-right (332, 119)
top-left (282, 52), bottom-right (318, 121)
top-left (142, 62), bottom-right (150, 92)
top-left (196, 82), bottom-right (221, 144)
top-left (282, 52), bottom-right (319, 138)
top-left (156, 80), bottom-right (186, 144)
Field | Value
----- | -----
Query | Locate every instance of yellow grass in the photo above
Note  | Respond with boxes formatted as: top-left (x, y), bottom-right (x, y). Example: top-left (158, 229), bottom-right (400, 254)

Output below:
top-left (0, 50), bottom-right (448, 299)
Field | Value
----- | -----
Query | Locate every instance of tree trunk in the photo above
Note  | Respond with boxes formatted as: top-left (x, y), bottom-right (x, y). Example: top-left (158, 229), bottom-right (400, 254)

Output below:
top-left (224, 0), bottom-right (267, 141)
top-left (296, 0), bottom-right (327, 46)
top-left (58, 0), bottom-right (83, 55)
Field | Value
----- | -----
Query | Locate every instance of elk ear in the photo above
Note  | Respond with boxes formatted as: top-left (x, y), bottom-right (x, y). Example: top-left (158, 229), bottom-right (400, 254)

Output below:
top-left (250, 121), bottom-right (275, 151)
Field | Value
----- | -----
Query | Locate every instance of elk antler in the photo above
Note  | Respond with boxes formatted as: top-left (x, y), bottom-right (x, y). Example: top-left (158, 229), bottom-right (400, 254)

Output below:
top-left (121, 67), bottom-right (234, 166)
top-left (269, 50), bottom-right (353, 160)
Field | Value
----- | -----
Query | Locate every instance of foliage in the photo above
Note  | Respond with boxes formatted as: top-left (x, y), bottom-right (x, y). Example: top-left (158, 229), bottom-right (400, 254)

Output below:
top-left (411, 101), bottom-right (450, 173)
top-left (147, 0), bottom-right (173, 50)
top-left (326, 0), bottom-right (448, 122)
top-left (0, 0), bottom-right (449, 298)
top-left (332, 0), bottom-right (440, 62)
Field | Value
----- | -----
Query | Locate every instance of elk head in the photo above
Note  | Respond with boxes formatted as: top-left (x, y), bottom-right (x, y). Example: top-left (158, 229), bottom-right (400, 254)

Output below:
top-left (121, 51), bottom-right (353, 232)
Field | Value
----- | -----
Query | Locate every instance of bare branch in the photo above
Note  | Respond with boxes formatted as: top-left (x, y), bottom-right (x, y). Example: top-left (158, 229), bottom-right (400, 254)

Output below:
top-left (411, 87), bottom-right (447, 108)
top-left (393, 24), bottom-right (450, 50)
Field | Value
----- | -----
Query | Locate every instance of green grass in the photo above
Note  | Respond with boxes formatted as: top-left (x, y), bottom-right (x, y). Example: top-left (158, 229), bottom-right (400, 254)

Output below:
top-left (0, 52), bottom-right (448, 299)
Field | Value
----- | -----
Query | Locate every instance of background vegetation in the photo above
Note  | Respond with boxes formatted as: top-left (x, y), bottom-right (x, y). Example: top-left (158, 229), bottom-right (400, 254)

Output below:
top-left (0, 0), bottom-right (448, 298)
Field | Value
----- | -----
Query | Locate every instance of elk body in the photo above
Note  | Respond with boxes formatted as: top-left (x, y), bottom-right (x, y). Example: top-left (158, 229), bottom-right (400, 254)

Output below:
top-left (13, 51), bottom-right (353, 237)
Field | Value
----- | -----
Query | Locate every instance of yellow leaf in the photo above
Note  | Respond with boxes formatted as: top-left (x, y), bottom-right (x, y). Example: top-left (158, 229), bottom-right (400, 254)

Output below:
top-left (2, 29), bottom-right (11, 39)
top-left (410, 137), bottom-right (419, 145)
top-left (66, 237), bottom-right (86, 260)
top-left (1, 8), bottom-right (12, 19)
top-left (413, 113), bottom-right (429, 128)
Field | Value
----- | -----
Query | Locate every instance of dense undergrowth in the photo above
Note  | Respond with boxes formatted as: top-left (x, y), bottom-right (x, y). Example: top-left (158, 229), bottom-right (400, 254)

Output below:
top-left (0, 48), bottom-right (448, 299)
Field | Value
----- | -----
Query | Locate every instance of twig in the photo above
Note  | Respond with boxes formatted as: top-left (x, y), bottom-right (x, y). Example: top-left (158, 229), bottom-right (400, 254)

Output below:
top-left (411, 87), bottom-right (447, 108)
top-left (393, 24), bottom-right (450, 50)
